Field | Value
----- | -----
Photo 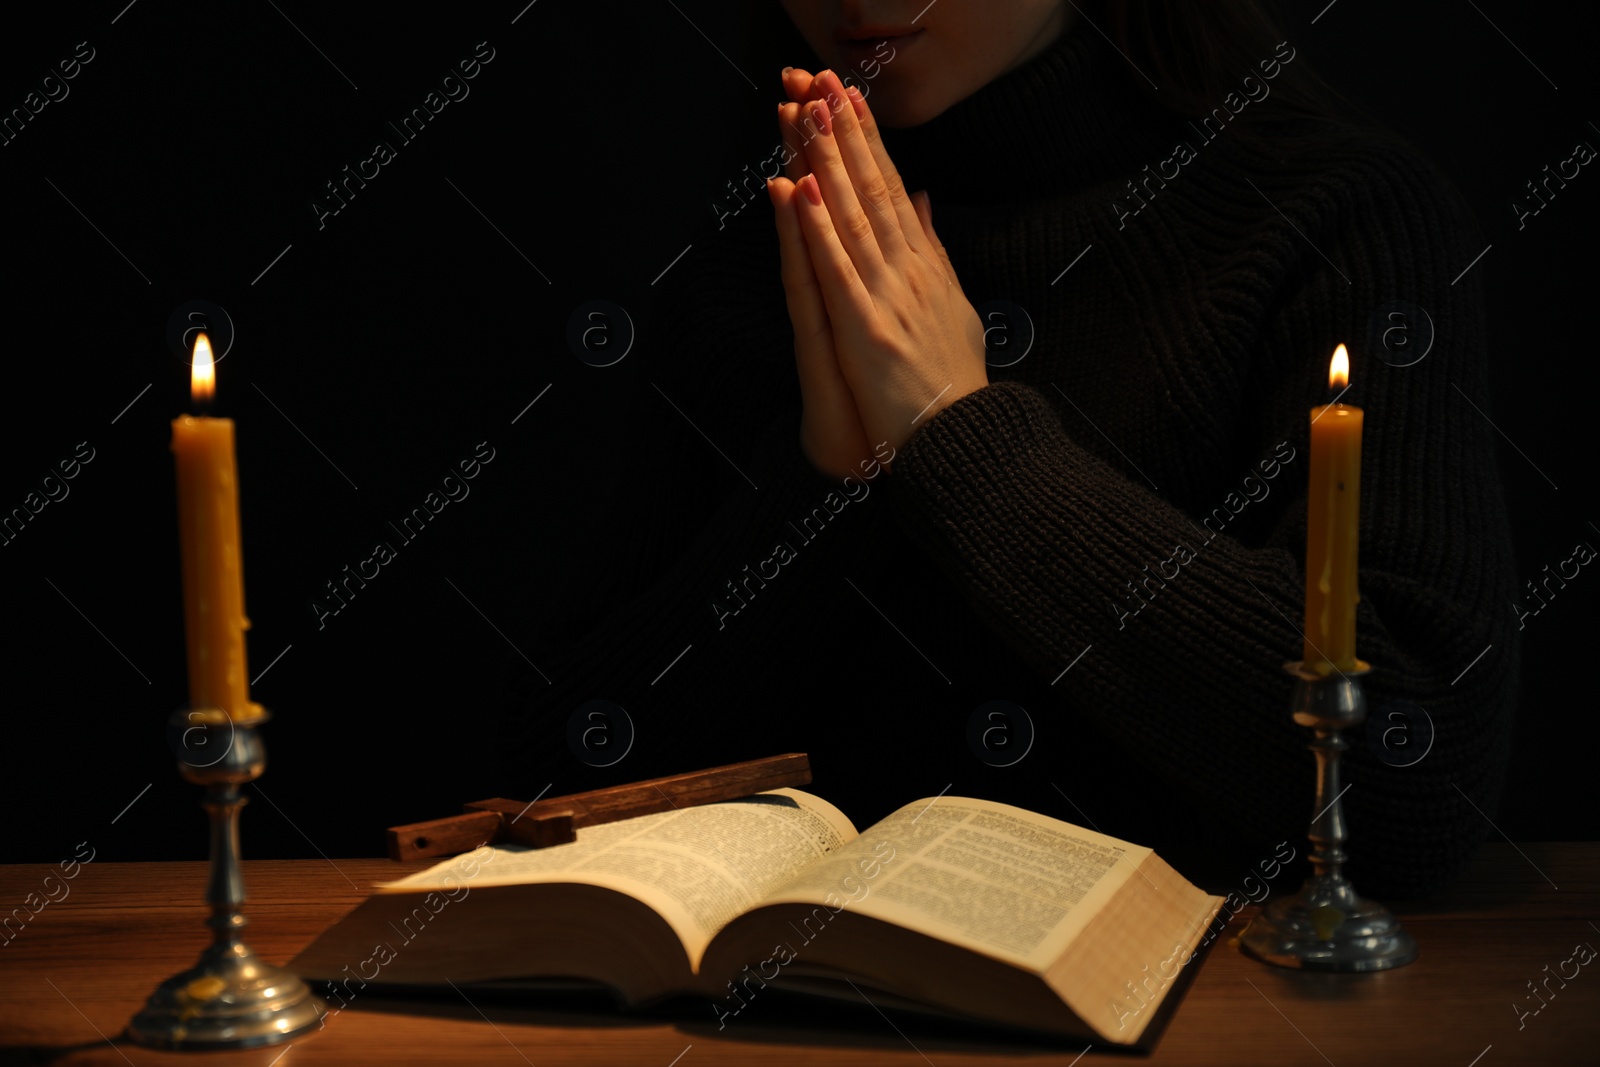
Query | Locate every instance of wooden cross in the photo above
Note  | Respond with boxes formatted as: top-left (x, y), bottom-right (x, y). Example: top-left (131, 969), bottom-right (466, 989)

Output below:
top-left (385, 753), bottom-right (812, 861)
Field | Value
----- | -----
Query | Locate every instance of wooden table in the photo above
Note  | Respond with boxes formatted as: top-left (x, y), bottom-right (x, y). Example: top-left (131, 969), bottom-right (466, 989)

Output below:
top-left (3, 844), bottom-right (1596, 1065)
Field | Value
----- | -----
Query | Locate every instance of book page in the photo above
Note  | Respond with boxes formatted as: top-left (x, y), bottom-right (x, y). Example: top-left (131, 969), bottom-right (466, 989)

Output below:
top-left (759, 796), bottom-right (1147, 972)
top-left (380, 788), bottom-right (856, 970)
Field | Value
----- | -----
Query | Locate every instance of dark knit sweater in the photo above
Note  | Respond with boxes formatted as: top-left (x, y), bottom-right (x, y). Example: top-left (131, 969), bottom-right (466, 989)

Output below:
top-left (501, 23), bottom-right (1518, 898)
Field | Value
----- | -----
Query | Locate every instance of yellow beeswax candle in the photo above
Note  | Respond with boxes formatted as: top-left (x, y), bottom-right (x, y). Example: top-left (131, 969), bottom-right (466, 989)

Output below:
top-left (171, 333), bottom-right (262, 720)
top-left (1304, 344), bottom-right (1366, 675)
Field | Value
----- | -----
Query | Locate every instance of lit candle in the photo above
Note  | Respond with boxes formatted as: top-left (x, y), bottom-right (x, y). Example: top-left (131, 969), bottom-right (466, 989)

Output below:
top-left (1303, 344), bottom-right (1366, 675)
top-left (171, 334), bottom-right (263, 721)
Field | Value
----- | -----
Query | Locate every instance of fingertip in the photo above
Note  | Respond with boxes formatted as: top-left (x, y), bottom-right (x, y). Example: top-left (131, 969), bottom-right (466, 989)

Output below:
top-left (781, 66), bottom-right (814, 102)
top-left (845, 84), bottom-right (867, 119)
top-left (798, 173), bottom-right (822, 208)
top-left (813, 70), bottom-right (849, 116)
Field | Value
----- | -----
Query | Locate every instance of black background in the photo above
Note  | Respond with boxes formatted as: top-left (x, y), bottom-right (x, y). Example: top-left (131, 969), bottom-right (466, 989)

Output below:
top-left (1, 0), bottom-right (1593, 865)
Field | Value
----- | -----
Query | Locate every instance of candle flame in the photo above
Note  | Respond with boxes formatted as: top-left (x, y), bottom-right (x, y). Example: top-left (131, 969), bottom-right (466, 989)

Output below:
top-left (192, 332), bottom-right (215, 404)
top-left (1329, 344), bottom-right (1349, 390)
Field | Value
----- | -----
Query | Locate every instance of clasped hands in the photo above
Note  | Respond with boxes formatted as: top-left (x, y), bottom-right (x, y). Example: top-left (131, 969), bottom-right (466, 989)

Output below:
top-left (767, 68), bottom-right (989, 479)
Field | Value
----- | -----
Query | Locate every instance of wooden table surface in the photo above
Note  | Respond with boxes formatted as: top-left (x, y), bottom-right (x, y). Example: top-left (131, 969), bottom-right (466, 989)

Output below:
top-left (2, 843), bottom-right (1596, 1066)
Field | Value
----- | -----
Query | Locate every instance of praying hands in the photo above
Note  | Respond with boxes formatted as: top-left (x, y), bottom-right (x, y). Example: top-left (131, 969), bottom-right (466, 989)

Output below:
top-left (766, 67), bottom-right (990, 480)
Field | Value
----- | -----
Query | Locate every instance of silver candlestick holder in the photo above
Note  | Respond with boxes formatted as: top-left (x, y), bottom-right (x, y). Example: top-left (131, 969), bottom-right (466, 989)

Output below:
top-left (1239, 662), bottom-right (1417, 971)
top-left (127, 707), bottom-right (326, 1048)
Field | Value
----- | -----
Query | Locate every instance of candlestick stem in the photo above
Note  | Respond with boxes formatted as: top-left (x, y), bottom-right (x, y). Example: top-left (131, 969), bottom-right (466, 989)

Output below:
top-left (1307, 717), bottom-right (1348, 881)
top-left (127, 708), bottom-right (325, 1048)
top-left (1239, 663), bottom-right (1417, 971)
top-left (203, 778), bottom-right (248, 948)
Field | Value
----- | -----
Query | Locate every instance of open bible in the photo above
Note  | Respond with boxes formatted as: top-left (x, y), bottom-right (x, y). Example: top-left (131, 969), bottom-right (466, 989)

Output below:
top-left (290, 789), bottom-right (1223, 1046)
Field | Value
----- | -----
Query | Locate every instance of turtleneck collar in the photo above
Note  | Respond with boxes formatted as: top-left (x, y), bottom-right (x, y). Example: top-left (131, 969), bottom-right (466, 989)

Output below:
top-left (879, 18), bottom-right (1182, 201)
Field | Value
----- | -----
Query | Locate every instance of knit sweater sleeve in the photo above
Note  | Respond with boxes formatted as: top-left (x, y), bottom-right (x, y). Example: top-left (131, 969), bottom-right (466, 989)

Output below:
top-left (881, 130), bottom-right (1518, 898)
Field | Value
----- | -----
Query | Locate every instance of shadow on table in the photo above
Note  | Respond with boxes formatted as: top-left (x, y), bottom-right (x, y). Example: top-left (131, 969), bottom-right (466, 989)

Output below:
top-left (7, 976), bottom-right (1182, 1062)
top-left (1242, 960), bottom-right (1416, 1003)
top-left (1, 1044), bottom-right (76, 1065)
top-left (327, 976), bottom-right (1178, 1058)
top-left (329, 982), bottom-right (1147, 1058)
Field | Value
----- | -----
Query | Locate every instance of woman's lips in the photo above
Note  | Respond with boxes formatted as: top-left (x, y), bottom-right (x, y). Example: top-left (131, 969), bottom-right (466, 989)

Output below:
top-left (837, 27), bottom-right (924, 70)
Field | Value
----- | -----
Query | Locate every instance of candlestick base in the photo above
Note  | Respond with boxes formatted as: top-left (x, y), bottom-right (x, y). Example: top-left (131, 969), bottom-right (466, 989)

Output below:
top-left (1239, 662), bottom-right (1417, 972)
top-left (1239, 875), bottom-right (1417, 972)
top-left (126, 944), bottom-right (325, 1049)
top-left (126, 707), bottom-right (325, 1049)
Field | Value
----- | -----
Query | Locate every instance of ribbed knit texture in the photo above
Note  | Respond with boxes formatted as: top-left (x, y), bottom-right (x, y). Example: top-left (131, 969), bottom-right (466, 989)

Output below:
top-left (500, 24), bottom-right (1518, 898)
